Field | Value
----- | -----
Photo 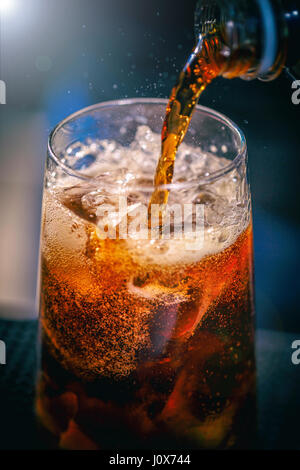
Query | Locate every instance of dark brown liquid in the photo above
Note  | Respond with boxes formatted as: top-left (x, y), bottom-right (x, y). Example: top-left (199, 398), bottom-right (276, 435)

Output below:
top-left (37, 190), bottom-right (256, 449)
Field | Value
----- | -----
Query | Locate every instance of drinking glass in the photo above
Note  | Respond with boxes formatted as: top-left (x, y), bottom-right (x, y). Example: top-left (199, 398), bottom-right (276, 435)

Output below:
top-left (36, 99), bottom-right (256, 449)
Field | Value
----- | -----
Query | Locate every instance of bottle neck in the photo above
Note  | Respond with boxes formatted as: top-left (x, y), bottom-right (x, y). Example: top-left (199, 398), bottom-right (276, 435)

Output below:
top-left (194, 0), bottom-right (300, 82)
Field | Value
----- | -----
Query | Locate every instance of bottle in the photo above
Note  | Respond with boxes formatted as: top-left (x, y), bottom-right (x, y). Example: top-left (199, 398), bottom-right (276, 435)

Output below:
top-left (194, 0), bottom-right (300, 82)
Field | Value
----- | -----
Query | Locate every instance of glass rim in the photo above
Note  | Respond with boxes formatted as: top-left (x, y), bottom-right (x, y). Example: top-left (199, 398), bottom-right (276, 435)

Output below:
top-left (47, 98), bottom-right (247, 191)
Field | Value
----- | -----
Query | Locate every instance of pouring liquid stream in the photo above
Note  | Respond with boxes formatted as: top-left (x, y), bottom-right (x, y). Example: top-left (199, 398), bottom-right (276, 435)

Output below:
top-left (148, 31), bottom-right (255, 221)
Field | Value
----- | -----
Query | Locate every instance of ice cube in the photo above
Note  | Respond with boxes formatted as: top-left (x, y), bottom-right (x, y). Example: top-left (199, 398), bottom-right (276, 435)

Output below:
top-left (133, 125), bottom-right (161, 155)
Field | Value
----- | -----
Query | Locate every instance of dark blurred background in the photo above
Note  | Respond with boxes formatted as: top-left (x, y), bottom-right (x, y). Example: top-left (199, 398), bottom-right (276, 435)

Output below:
top-left (0, 0), bottom-right (299, 331)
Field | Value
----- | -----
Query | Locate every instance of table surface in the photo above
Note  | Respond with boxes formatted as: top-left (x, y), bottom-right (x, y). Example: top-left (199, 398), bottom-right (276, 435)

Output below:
top-left (0, 318), bottom-right (299, 450)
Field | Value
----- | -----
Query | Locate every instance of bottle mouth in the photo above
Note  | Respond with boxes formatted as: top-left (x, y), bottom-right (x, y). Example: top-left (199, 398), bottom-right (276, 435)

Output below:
top-left (194, 0), bottom-right (278, 81)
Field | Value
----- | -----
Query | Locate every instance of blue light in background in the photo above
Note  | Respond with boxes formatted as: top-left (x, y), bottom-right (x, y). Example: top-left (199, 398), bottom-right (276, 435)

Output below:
top-left (43, 78), bottom-right (91, 128)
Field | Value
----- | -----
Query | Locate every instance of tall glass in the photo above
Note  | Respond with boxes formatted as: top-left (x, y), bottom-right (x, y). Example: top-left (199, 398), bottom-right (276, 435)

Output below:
top-left (36, 99), bottom-right (256, 449)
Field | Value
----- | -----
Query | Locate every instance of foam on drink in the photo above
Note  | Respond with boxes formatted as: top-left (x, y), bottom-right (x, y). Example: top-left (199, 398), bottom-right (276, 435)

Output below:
top-left (44, 126), bottom-right (250, 267)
